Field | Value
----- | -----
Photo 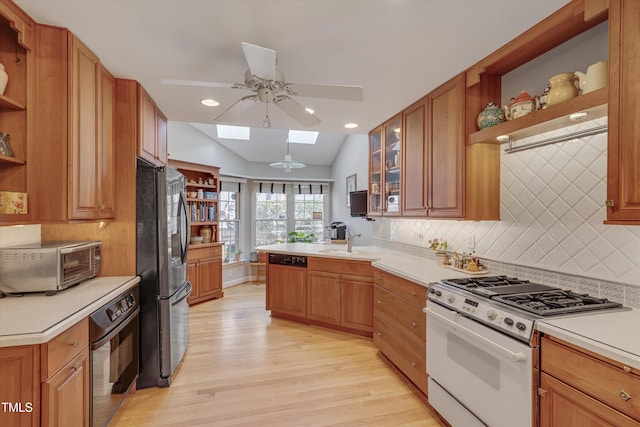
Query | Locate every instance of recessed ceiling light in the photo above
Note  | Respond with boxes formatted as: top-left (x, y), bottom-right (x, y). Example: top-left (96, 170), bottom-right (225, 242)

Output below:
top-left (344, 123), bottom-right (358, 129)
top-left (305, 107), bottom-right (315, 114)
top-left (200, 98), bottom-right (219, 107)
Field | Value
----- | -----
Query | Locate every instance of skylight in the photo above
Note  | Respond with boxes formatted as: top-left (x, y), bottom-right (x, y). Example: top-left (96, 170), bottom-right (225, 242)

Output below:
top-left (288, 130), bottom-right (318, 144)
top-left (217, 125), bottom-right (250, 140)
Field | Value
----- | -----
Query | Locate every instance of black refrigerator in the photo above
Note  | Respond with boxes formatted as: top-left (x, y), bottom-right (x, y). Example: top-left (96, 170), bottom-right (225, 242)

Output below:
top-left (136, 158), bottom-right (191, 388)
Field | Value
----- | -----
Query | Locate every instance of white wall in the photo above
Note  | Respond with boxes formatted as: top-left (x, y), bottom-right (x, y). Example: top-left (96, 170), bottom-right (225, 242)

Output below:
top-left (330, 133), bottom-right (376, 245)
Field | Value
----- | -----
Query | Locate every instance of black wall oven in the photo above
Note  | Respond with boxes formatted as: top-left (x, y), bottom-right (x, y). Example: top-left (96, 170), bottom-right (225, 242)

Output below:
top-left (89, 285), bottom-right (140, 427)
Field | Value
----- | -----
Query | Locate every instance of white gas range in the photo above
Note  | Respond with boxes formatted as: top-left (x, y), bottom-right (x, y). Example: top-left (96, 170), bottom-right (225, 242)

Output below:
top-left (425, 275), bottom-right (629, 427)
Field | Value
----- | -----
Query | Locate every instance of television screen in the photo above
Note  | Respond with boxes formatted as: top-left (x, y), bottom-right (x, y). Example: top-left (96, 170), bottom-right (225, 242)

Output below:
top-left (349, 190), bottom-right (368, 217)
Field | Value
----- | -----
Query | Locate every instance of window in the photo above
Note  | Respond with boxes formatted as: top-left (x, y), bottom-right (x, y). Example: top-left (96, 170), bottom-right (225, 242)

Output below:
top-left (254, 183), bottom-right (329, 246)
top-left (255, 193), bottom-right (288, 246)
top-left (294, 194), bottom-right (325, 238)
top-left (219, 190), bottom-right (239, 262)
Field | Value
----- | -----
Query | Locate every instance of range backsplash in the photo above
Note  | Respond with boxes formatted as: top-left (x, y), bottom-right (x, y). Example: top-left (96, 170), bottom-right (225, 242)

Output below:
top-left (372, 117), bottom-right (640, 309)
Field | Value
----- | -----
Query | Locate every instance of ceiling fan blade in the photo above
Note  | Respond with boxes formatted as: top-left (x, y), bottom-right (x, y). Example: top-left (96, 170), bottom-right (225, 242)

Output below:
top-left (155, 78), bottom-right (240, 89)
top-left (285, 83), bottom-right (363, 101)
top-left (273, 96), bottom-right (321, 128)
top-left (241, 42), bottom-right (276, 81)
top-left (215, 96), bottom-right (257, 123)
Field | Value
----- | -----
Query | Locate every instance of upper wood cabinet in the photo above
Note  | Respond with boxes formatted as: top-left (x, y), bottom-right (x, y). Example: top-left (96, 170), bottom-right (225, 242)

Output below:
top-left (402, 97), bottom-right (428, 216)
top-left (606, 0), bottom-right (640, 224)
top-left (138, 85), bottom-right (167, 167)
top-left (0, 1), bottom-right (32, 224)
top-left (368, 114), bottom-right (402, 216)
top-left (30, 26), bottom-right (115, 221)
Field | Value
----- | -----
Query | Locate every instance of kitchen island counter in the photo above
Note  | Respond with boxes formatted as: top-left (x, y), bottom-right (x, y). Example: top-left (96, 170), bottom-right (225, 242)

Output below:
top-left (0, 275), bottom-right (140, 347)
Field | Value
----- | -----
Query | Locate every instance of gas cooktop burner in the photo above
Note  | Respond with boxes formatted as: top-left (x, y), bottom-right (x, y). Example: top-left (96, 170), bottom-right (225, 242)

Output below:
top-left (494, 290), bottom-right (624, 316)
top-left (442, 275), bottom-right (559, 297)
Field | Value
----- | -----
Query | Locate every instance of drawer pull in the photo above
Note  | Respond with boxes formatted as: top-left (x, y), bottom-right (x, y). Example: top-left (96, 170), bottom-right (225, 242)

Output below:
top-left (619, 389), bottom-right (632, 402)
top-left (72, 362), bottom-right (80, 372)
top-left (624, 365), bottom-right (632, 373)
top-left (377, 300), bottom-right (382, 304)
top-left (412, 292), bottom-right (418, 297)
top-left (376, 332), bottom-right (382, 337)
top-left (411, 322), bottom-right (417, 328)
top-left (71, 340), bottom-right (79, 347)
top-left (411, 362), bottom-right (417, 367)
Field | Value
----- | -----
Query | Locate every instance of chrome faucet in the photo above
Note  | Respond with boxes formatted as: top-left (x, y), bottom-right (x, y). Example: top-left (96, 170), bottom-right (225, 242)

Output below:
top-left (346, 230), bottom-right (361, 253)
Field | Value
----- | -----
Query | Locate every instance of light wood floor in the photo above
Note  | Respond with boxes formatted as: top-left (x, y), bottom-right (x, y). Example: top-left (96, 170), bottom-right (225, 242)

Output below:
top-left (110, 283), bottom-right (447, 426)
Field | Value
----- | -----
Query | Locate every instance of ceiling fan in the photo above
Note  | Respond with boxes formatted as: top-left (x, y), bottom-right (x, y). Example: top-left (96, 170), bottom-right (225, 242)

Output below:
top-left (158, 42), bottom-right (363, 128)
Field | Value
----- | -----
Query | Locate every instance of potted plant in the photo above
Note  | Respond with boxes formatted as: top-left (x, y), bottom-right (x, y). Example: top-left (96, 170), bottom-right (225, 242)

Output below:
top-left (234, 249), bottom-right (243, 262)
top-left (287, 231), bottom-right (316, 243)
top-left (428, 238), bottom-right (448, 265)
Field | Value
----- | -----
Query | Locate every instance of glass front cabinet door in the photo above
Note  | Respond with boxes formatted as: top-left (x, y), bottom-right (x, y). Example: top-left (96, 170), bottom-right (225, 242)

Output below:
top-left (368, 115), bottom-right (402, 216)
top-left (368, 127), bottom-right (383, 215)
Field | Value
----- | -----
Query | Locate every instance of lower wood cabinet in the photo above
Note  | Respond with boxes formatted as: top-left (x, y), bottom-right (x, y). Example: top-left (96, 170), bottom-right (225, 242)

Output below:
top-left (0, 318), bottom-right (90, 427)
top-left (266, 263), bottom-right (307, 319)
top-left (187, 244), bottom-right (223, 305)
top-left (539, 335), bottom-right (640, 426)
top-left (265, 255), bottom-right (373, 336)
top-left (373, 268), bottom-right (428, 395)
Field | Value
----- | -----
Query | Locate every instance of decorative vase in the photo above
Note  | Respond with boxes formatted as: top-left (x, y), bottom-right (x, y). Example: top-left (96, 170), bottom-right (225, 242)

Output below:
top-left (0, 132), bottom-right (13, 157)
top-left (0, 63), bottom-right (8, 96)
top-left (435, 252), bottom-right (446, 265)
top-left (509, 91), bottom-right (536, 119)
top-left (199, 225), bottom-right (212, 243)
top-left (546, 72), bottom-right (579, 106)
top-left (477, 102), bottom-right (505, 129)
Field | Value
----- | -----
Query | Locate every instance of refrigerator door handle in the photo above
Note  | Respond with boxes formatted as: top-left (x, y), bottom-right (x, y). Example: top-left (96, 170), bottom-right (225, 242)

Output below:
top-left (172, 281), bottom-right (193, 306)
top-left (178, 191), bottom-right (190, 265)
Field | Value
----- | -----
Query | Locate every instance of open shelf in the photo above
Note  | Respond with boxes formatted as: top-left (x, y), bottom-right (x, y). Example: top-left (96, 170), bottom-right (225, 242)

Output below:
top-left (469, 87), bottom-right (608, 145)
top-left (0, 94), bottom-right (25, 110)
top-left (0, 154), bottom-right (24, 165)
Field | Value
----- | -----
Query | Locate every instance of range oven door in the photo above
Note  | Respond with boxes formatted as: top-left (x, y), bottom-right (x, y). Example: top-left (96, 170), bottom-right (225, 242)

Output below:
top-left (426, 302), bottom-right (533, 427)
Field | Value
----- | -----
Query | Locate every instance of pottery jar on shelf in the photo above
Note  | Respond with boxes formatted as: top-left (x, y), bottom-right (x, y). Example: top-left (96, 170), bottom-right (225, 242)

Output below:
top-left (477, 102), bottom-right (505, 129)
top-left (509, 91), bottom-right (536, 119)
top-left (0, 63), bottom-right (8, 96)
top-left (199, 225), bottom-right (213, 243)
top-left (546, 72), bottom-right (579, 106)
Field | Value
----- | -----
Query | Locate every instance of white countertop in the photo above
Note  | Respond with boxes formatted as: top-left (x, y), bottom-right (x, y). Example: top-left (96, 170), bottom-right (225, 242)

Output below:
top-left (0, 276), bottom-right (140, 347)
top-left (537, 309), bottom-right (640, 370)
top-left (256, 243), bottom-right (488, 286)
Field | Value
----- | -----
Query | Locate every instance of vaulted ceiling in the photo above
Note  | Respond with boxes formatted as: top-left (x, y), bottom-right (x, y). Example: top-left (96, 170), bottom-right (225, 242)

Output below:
top-left (16, 0), bottom-right (569, 165)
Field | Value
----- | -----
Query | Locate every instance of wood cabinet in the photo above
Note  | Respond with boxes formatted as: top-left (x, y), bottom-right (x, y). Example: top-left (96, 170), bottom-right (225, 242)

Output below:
top-left (539, 334), bottom-right (640, 426)
top-left (0, 318), bottom-right (89, 427)
top-left (372, 268), bottom-right (428, 395)
top-left (307, 257), bottom-right (373, 336)
top-left (0, 1), bottom-right (32, 224)
top-left (0, 345), bottom-right (40, 427)
top-left (168, 159), bottom-right (220, 250)
top-left (368, 114), bottom-right (402, 216)
top-left (138, 85), bottom-right (167, 167)
top-left (369, 73), bottom-right (500, 220)
top-left (30, 26), bottom-right (115, 221)
top-left (267, 264), bottom-right (307, 319)
top-left (187, 244), bottom-right (223, 305)
top-left (607, 0), bottom-right (640, 224)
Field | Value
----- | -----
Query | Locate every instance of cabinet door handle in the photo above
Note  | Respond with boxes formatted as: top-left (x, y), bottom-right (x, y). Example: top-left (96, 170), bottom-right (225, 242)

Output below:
top-left (411, 322), bottom-right (418, 328)
top-left (71, 339), bottom-right (79, 347)
top-left (72, 362), bottom-right (81, 372)
top-left (411, 362), bottom-right (417, 368)
top-left (619, 389), bottom-right (632, 401)
top-left (377, 300), bottom-right (382, 304)
top-left (376, 332), bottom-right (382, 337)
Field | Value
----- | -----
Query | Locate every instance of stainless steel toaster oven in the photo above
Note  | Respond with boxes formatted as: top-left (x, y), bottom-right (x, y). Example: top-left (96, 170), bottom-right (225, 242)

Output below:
top-left (0, 240), bottom-right (102, 295)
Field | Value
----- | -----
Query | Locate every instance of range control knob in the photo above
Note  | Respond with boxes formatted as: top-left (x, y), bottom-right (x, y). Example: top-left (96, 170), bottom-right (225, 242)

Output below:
top-left (516, 322), bottom-right (527, 331)
top-left (435, 290), bottom-right (442, 297)
top-left (486, 309), bottom-right (497, 320)
top-left (447, 295), bottom-right (456, 303)
top-left (504, 317), bottom-right (514, 326)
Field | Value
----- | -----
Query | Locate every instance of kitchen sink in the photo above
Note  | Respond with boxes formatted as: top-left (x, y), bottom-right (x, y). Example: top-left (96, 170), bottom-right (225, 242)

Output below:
top-left (318, 248), bottom-right (378, 257)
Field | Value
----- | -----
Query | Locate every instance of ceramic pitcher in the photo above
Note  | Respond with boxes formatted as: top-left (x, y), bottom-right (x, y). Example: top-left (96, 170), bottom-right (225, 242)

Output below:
top-left (546, 72), bottom-right (579, 106)
top-left (575, 60), bottom-right (608, 95)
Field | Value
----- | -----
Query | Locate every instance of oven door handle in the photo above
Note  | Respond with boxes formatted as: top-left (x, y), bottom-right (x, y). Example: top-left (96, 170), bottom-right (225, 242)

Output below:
top-left (426, 306), bottom-right (528, 363)
top-left (91, 307), bottom-right (140, 350)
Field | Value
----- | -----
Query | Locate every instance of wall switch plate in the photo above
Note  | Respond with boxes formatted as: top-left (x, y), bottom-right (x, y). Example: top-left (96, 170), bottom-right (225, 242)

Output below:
top-left (466, 234), bottom-right (475, 249)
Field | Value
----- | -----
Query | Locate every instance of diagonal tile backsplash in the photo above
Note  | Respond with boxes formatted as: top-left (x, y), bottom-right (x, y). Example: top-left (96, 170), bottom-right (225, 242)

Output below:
top-left (374, 117), bottom-right (640, 305)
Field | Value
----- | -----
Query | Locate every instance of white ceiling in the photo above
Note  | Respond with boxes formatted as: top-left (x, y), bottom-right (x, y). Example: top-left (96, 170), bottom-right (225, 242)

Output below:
top-left (16, 0), bottom-right (570, 166)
